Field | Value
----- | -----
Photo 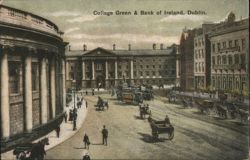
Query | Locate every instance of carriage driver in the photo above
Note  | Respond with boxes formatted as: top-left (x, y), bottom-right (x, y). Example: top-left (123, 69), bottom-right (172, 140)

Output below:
top-left (164, 115), bottom-right (171, 125)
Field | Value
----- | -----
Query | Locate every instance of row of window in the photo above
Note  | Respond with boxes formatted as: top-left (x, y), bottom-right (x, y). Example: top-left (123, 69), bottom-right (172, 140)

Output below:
top-left (9, 62), bottom-right (40, 94)
top-left (195, 62), bottom-right (205, 73)
top-left (194, 38), bottom-right (205, 47)
top-left (212, 38), bottom-right (246, 53)
top-left (212, 53), bottom-right (246, 66)
top-left (134, 58), bottom-right (164, 63)
top-left (212, 77), bottom-right (246, 90)
top-left (194, 49), bottom-right (205, 59)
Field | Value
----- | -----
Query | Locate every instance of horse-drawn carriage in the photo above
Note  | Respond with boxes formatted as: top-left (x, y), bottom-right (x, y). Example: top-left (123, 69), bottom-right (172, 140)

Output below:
top-left (139, 104), bottom-right (151, 119)
top-left (116, 85), bottom-right (143, 105)
top-left (96, 96), bottom-right (108, 111)
top-left (227, 102), bottom-right (249, 123)
top-left (195, 100), bottom-right (215, 114)
top-left (181, 97), bottom-right (193, 108)
top-left (148, 116), bottom-right (174, 140)
top-left (13, 137), bottom-right (49, 160)
top-left (123, 91), bottom-right (143, 104)
top-left (215, 104), bottom-right (228, 119)
top-left (142, 90), bottom-right (154, 100)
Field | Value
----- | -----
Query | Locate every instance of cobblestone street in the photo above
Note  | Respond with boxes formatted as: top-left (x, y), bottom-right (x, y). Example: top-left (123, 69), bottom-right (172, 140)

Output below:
top-left (45, 94), bottom-right (248, 160)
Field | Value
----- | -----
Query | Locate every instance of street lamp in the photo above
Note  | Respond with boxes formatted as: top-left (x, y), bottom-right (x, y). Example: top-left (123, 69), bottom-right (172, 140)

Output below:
top-left (72, 79), bottom-right (77, 131)
top-left (72, 79), bottom-right (76, 110)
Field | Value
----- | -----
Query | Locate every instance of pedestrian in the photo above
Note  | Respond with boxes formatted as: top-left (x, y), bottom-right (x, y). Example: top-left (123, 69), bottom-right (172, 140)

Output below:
top-left (73, 112), bottom-right (78, 131)
top-left (86, 90), bottom-right (88, 95)
top-left (92, 88), bottom-right (95, 96)
top-left (164, 115), bottom-right (170, 125)
top-left (56, 125), bottom-right (60, 138)
top-left (82, 153), bottom-right (91, 160)
top-left (64, 111), bottom-right (68, 123)
top-left (101, 125), bottom-right (108, 146)
top-left (83, 134), bottom-right (90, 149)
top-left (69, 109), bottom-right (73, 122)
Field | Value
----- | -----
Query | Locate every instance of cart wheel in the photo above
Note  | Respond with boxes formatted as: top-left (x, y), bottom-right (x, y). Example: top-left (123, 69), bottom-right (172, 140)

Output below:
top-left (152, 132), bottom-right (158, 139)
top-left (169, 131), bottom-right (174, 140)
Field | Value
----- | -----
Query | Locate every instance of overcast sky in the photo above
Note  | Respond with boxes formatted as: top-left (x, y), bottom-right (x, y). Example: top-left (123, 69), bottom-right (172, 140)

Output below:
top-left (3, 0), bottom-right (249, 50)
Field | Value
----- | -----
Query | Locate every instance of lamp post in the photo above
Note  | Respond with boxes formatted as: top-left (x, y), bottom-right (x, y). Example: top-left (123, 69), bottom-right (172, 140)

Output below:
top-left (72, 79), bottom-right (77, 131)
top-left (72, 79), bottom-right (76, 109)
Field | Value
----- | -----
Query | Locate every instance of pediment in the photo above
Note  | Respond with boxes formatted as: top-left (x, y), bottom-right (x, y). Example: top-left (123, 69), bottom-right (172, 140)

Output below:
top-left (83, 47), bottom-right (117, 57)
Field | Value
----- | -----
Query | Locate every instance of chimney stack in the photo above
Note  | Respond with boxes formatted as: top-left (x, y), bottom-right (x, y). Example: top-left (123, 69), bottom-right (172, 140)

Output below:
top-left (128, 44), bottom-right (131, 51)
top-left (83, 44), bottom-right (87, 51)
top-left (153, 43), bottom-right (156, 50)
top-left (160, 44), bottom-right (164, 50)
top-left (113, 44), bottom-right (116, 51)
top-left (68, 45), bottom-right (71, 51)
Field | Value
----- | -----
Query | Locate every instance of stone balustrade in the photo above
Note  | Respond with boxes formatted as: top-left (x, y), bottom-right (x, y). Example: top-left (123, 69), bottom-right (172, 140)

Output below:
top-left (0, 5), bottom-right (61, 36)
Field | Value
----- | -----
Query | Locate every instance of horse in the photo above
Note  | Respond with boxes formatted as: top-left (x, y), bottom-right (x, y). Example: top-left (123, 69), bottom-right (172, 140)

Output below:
top-left (96, 97), bottom-right (109, 111)
top-left (13, 137), bottom-right (49, 160)
top-left (237, 109), bottom-right (249, 123)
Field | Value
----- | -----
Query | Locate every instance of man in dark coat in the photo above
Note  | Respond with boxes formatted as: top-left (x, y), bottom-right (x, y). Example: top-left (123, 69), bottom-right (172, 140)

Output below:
top-left (64, 111), bottom-right (68, 123)
top-left (82, 153), bottom-right (91, 160)
top-left (83, 134), bottom-right (90, 149)
top-left (73, 112), bottom-right (78, 131)
top-left (56, 125), bottom-right (60, 138)
top-left (101, 125), bottom-right (108, 146)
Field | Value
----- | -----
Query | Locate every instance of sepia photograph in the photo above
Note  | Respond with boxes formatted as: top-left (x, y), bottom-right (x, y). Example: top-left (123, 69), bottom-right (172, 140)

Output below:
top-left (0, 0), bottom-right (249, 159)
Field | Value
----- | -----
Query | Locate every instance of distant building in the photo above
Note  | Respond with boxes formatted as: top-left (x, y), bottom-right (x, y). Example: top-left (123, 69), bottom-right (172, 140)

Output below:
top-left (0, 5), bottom-right (67, 151)
top-left (193, 24), bottom-right (215, 90)
top-left (209, 12), bottom-right (249, 94)
top-left (65, 44), bottom-right (178, 90)
top-left (179, 28), bottom-right (196, 90)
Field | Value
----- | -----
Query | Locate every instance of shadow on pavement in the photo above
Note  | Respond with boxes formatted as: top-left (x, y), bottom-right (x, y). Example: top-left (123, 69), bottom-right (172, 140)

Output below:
top-left (73, 147), bottom-right (85, 149)
top-left (192, 111), bottom-right (206, 115)
top-left (231, 121), bottom-right (248, 126)
top-left (133, 115), bottom-right (143, 120)
top-left (137, 132), bottom-right (167, 143)
top-left (91, 143), bottom-right (103, 145)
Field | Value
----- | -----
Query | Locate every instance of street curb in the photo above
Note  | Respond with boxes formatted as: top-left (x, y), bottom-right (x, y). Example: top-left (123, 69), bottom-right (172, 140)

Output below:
top-left (45, 108), bottom-right (88, 151)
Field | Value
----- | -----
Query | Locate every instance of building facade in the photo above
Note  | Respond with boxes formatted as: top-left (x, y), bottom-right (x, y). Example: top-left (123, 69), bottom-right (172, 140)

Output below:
top-left (179, 28), bottom-right (196, 90)
top-left (0, 5), bottom-right (67, 151)
top-left (65, 44), bottom-right (178, 90)
top-left (209, 13), bottom-right (249, 95)
top-left (193, 24), bottom-right (214, 90)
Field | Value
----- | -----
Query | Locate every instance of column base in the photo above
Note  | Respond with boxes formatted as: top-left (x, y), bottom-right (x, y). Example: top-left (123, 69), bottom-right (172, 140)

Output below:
top-left (105, 80), bottom-right (110, 89)
top-left (82, 80), bottom-right (87, 89)
top-left (115, 79), bottom-right (119, 86)
top-left (91, 80), bottom-right (96, 88)
top-left (130, 79), bottom-right (134, 86)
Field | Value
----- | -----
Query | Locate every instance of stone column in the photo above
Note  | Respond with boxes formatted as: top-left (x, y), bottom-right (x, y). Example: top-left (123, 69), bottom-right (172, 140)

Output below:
top-left (91, 60), bottom-right (95, 88)
top-left (130, 59), bottom-right (134, 85)
top-left (115, 60), bottom-right (118, 79)
top-left (50, 57), bottom-right (56, 118)
top-left (62, 59), bottom-right (66, 111)
top-left (24, 55), bottom-right (32, 132)
top-left (130, 60), bottom-right (134, 79)
top-left (1, 48), bottom-right (10, 138)
top-left (65, 61), bottom-right (69, 80)
top-left (105, 61), bottom-right (109, 79)
top-left (40, 57), bottom-right (48, 124)
top-left (105, 61), bottom-right (109, 88)
top-left (115, 60), bottom-right (118, 86)
top-left (92, 61), bottom-right (95, 80)
top-left (82, 61), bottom-right (86, 80)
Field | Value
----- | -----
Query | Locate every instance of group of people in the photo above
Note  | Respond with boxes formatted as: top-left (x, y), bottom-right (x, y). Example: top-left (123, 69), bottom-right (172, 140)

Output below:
top-left (82, 125), bottom-right (109, 160)
top-left (83, 125), bottom-right (109, 149)
top-left (84, 88), bottom-right (95, 96)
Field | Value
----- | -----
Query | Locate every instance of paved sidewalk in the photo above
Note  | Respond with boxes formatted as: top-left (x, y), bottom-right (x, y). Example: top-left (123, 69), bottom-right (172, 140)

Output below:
top-left (1, 95), bottom-right (88, 160)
